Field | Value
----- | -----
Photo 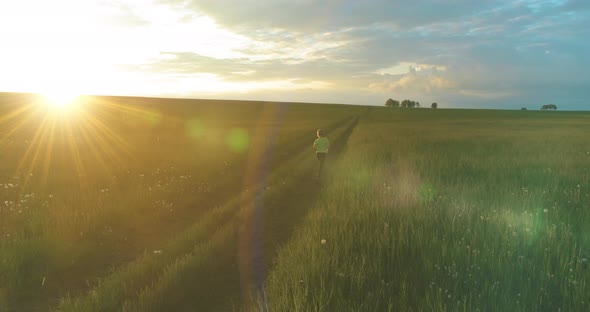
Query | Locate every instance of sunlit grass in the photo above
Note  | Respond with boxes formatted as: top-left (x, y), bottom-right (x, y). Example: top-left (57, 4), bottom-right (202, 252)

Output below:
top-left (2, 95), bottom-right (136, 193)
top-left (263, 108), bottom-right (590, 311)
top-left (3, 97), bottom-right (589, 311)
top-left (0, 93), bottom-right (361, 311)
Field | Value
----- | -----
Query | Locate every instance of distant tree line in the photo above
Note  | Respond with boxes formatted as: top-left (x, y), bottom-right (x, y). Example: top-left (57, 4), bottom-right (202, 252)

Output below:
top-left (385, 98), bottom-right (437, 108)
top-left (540, 104), bottom-right (557, 110)
top-left (385, 98), bottom-right (399, 107)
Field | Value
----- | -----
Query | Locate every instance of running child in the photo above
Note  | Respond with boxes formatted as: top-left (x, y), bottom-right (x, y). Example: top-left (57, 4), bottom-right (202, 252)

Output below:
top-left (313, 129), bottom-right (330, 178)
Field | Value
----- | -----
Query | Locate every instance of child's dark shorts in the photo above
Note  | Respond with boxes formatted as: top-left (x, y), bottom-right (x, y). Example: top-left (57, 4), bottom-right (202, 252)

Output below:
top-left (316, 152), bottom-right (327, 161)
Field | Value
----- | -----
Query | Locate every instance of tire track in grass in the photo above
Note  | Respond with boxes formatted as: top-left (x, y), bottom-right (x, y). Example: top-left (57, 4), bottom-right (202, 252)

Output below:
top-left (56, 103), bottom-right (290, 312)
top-left (49, 105), bottom-right (353, 308)
top-left (262, 115), bottom-right (361, 266)
top-left (133, 115), bottom-right (361, 312)
top-left (56, 111), bottom-right (361, 312)
top-left (231, 115), bottom-right (361, 311)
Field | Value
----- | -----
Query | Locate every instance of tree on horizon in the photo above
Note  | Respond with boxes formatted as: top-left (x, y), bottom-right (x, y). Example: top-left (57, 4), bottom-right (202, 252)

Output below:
top-left (540, 104), bottom-right (557, 110)
top-left (385, 98), bottom-right (400, 108)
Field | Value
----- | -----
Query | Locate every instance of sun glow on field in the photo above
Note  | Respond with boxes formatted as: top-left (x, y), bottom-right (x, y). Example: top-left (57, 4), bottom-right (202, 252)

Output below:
top-left (0, 95), bottom-right (144, 191)
top-left (41, 91), bottom-right (79, 112)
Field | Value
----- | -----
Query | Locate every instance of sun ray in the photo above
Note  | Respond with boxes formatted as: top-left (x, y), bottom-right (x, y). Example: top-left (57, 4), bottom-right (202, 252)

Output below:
top-left (40, 116), bottom-right (58, 191)
top-left (0, 102), bottom-right (34, 125)
top-left (16, 112), bottom-right (52, 188)
top-left (90, 97), bottom-right (164, 127)
top-left (79, 109), bottom-right (133, 158)
top-left (75, 116), bottom-right (116, 179)
top-left (65, 119), bottom-right (89, 194)
top-left (0, 107), bottom-right (37, 145)
top-left (76, 113), bottom-right (127, 171)
top-left (4, 95), bottom-right (137, 194)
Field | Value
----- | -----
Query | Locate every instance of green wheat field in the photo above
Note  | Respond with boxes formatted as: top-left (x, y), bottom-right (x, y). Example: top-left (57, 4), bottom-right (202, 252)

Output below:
top-left (0, 92), bottom-right (589, 311)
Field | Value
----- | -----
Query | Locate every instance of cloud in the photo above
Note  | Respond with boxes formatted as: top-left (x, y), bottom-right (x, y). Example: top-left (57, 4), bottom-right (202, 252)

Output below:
top-left (369, 65), bottom-right (455, 94)
top-left (96, 0), bottom-right (152, 27)
top-left (163, 0), bottom-right (502, 33)
top-left (2, 0), bottom-right (588, 109)
top-left (458, 89), bottom-right (514, 99)
top-left (560, 0), bottom-right (590, 11)
top-left (133, 0), bottom-right (590, 108)
top-left (376, 62), bottom-right (448, 75)
top-left (127, 51), bottom-right (357, 83)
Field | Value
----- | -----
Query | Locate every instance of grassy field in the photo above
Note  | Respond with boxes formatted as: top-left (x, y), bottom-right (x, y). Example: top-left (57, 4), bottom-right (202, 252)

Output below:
top-left (0, 93), bottom-right (362, 311)
top-left (1, 93), bottom-right (589, 311)
top-left (263, 108), bottom-right (590, 311)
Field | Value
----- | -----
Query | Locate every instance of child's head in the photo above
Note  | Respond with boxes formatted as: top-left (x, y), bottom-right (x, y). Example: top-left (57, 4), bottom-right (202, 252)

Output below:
top-left (316, 129), bottom-right (324, 138)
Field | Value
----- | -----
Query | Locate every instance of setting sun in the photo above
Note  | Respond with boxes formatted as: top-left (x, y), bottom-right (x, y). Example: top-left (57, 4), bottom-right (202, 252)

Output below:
top-left (41, 91), bottom-right (79, 112)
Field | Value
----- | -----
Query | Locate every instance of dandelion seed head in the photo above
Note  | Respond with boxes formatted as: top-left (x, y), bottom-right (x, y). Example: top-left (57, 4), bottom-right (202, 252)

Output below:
top-left (321, 239), bottom-right (327, 244)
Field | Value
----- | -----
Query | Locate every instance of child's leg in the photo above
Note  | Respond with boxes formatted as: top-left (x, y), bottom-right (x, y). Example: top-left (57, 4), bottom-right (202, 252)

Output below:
top-left (316, 153), bottom-right (326, 177)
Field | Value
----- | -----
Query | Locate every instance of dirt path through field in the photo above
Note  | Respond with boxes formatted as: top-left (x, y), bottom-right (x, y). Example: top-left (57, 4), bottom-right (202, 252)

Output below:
top-left (259, 115), bottom-right (360, 285)
top-left (53, 112), bottom-right (363, 312)
top-left (115, 113), bottom-right (363, 312)
top-left (227, 115), bottom-right (360, 311)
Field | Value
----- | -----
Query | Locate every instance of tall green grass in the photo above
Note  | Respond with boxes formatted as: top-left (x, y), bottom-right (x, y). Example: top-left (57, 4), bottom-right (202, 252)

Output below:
top-left (0, 93), bottom-right (363, 311)
top-left (4, 94), bottom-right (588, 311)
top-left (263, 108), bottom-right (590, 311)
top-left (56, 116), bottom-right (360, 312)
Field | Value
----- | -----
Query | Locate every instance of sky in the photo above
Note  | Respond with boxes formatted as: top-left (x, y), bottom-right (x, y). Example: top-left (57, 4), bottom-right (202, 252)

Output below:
top-left (0, 0), bottom-right (589, 110)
